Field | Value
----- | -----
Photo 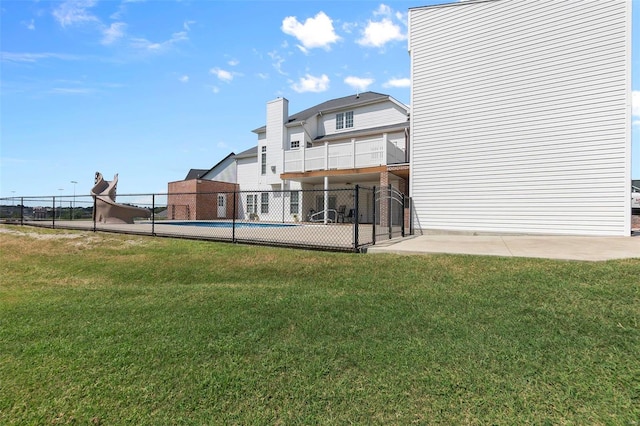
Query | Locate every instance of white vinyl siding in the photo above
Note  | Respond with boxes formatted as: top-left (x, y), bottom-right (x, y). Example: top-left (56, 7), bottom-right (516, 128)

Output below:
top-left (320, 101), bottom-right (407, 135)
top-left (409, 0), bottom-right (631, 236)
top-left (264, 98), bottom-right (287, 185)
top-left (201, 156), bottom-right (237, 183)
top-left (236, 157), bottom-right (258, 188)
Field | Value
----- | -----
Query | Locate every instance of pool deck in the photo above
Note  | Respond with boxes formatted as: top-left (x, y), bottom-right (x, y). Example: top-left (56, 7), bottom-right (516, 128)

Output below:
top-left (368, 233), bottom-right (640, 261)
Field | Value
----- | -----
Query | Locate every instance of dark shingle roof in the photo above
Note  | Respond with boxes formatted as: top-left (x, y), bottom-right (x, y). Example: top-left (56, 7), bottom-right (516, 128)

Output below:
top-left (234, 146), bottom-right (257, 159)
top-left (184, 169), bottom-right (209, 180)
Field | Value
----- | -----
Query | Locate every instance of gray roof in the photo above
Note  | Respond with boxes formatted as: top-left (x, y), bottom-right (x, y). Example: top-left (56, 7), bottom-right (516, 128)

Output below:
top-left (252, 91), bottom-right (397, 133)
top-left (184, 169), bottom-right (209, 180)
top-left (234, 146), bottom-right (257, 159)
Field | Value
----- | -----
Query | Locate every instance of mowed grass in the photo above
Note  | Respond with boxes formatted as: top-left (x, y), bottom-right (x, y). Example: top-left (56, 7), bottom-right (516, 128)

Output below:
top-left (1, 226), bottom-right (638, 425)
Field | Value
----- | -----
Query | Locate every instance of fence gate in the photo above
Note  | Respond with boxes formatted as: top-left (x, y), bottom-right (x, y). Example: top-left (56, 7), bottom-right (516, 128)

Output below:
top-left (374, 185), bottom-right (408, 242)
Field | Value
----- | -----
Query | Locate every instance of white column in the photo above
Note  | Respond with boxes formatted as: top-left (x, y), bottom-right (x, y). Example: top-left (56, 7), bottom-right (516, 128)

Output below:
top-left (302, 142), bottom-right (306, 172)
top-left (351, 138), bottom-right (356, 168)
top-left (382, 133), bottom-right (388, 165)
top-left (324, 175), bottom-right (329, 225)
top-left (324, 141), bottom-right (329, 170)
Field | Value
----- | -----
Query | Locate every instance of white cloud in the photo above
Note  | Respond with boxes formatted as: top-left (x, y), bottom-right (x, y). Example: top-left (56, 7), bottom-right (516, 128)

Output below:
top-left (357, 18), bottom-right (406, 48)
top-left (183, 20), bottom-right (195, 31)
top-left (341, 21), bottom-right (357, 34)
top-left (179, 75), bottom-right (189, 83)
top-left (344, 76), bottom-right (374, 92)
top-left (632, 91), bottom-right (640, 118)
top-left (50, 87), bottom-right (95, 95)
top-left (291, 74), bottom-right (330, 93)
top-left (268, 50), bottom-right (287, 75)
top-left (383, 77), bottom-right (410, 88)
top-left (22, 19), bottom-right (35, 30)
top-left (228, 59), bottom-right (239, 66)
top-left (281, 11), bottom-right (340, 52)
top-left (130, 31), bottom-right (188, 52)
top-left (257, 73), bottom-right (269, 80)
top-left (102, 22), bottom-right (126, 45)
top-left (52, 0), bottom-right (99, 27)
top-left (210, 67), bottom-right (234, 82)
top-left (0, 52), bottom-right (81, 63)
top-left (374, 4), bottom-right (393, 17)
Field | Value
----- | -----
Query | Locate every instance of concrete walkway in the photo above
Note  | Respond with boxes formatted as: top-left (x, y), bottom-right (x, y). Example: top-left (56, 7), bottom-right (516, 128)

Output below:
top-left (368, 234), bottom-right (640, 261)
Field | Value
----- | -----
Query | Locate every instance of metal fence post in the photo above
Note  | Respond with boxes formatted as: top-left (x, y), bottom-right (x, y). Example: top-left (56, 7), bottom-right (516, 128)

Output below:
top-left (232, 190), bottom-right (237, 243)
top-left (152, 194), bottom-right (156, 236)
top-left (353, 185), bottom-right (359, 252)
top-left (52, 196), bottom-right (56, 229)
top-left (20, 197), bottom-right (24, 226)
top-left (401, 194), bottom-right (406, 238)
top-left (92, 196), bottom-right (97, 233)
top-left (388, 184), bottom-right (393, 240)
top-left (372, 186), bottom-right (376, 246)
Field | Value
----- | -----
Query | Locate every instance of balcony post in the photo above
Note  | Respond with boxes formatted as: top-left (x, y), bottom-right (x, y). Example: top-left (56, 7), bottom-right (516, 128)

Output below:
top-left (302, 142), bottom-right (306, 172)
top-left (324, 141), bottom-right (329, 170)
top-left (351, 138), bottom-right (356, 168)
top-left (382, 133), bottom-right (388, 165)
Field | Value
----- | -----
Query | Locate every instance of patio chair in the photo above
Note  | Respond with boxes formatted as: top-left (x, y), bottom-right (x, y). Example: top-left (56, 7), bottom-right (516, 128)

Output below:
top-left (337, 205), bottom-right (346, 223)
top-left (308, 209), bottom-right (337, 223)
top-left (346, 208), bottom-right (355, 223)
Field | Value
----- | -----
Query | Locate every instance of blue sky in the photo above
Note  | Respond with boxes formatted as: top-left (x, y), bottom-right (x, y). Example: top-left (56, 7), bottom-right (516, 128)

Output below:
top-left (1, 0), bottom-right (638, 199)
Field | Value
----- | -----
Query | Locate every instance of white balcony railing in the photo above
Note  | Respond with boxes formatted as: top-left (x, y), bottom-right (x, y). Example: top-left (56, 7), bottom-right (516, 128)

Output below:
top-left (283, 136), bottom-right (406, 174)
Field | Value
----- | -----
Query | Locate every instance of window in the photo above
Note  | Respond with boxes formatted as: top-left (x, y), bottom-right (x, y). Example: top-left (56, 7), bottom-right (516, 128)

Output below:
top-left (261, 146), bottom-right (267, 175)
top-left (336, 111), bottom-right (353, 130)
top-left (345, 111), bottom-right (353, 128)
top-left (261, 193), bottom-right (269, 214)
top-left (291, 140), bottom-right (300, 149)
top-left (247, 194), bottom-right (257, 214)
top-left (290, 191), bottom-right (299, 214)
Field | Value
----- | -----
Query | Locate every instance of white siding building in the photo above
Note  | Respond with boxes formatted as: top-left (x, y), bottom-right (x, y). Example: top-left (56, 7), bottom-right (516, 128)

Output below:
top-left (409, 0), bottom-right (632, 236)
top-left (196, 92), bottom-right (410, 223)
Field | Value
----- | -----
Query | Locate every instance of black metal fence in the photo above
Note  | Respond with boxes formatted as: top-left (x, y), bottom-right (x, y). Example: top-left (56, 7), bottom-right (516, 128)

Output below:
top-left (0, 186), bottom-right (413, 252)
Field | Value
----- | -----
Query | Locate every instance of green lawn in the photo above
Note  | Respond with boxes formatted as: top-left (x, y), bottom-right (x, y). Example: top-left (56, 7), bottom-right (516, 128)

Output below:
top-left (1, 225), bottom-right (639, 425)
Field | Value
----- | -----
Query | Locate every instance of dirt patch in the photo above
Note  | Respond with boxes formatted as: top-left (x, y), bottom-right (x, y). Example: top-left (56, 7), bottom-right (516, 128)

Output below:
top-left (0, 227), bottom-right (84, 240)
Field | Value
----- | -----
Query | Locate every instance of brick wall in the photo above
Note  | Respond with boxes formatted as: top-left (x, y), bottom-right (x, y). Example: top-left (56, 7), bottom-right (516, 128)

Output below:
top-left (167, 180), bottom-right (239, 220)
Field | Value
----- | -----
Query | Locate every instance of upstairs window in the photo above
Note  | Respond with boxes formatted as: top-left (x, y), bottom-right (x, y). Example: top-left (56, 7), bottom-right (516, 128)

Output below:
top-left (336, 111), bottom-right (354, 130)
top-left (345, 111), bottom-right (353, 128)
top-left (290, 140), bottom-right (300, 149)
top-left (260, 146), bottom-right (267, 175)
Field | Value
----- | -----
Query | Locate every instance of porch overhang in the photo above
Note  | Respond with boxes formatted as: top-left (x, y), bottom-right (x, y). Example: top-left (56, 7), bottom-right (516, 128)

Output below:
top-left (281, 164), bottom-right (410, 185)
top-left (387, 163), bottom-right (410, 180)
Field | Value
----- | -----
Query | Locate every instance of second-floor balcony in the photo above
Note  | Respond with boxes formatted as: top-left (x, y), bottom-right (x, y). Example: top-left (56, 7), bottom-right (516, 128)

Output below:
top-left (283, 136), bottom-right (407, 174)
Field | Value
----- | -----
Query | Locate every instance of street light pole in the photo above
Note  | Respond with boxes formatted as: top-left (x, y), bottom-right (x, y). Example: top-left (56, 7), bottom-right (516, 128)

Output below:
top-left (70, 181), bottom-right (77, 220)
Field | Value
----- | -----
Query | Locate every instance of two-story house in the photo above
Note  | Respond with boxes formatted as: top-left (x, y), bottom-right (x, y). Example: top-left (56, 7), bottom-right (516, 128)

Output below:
top-left (189, 91), bottom-right (410, 223)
